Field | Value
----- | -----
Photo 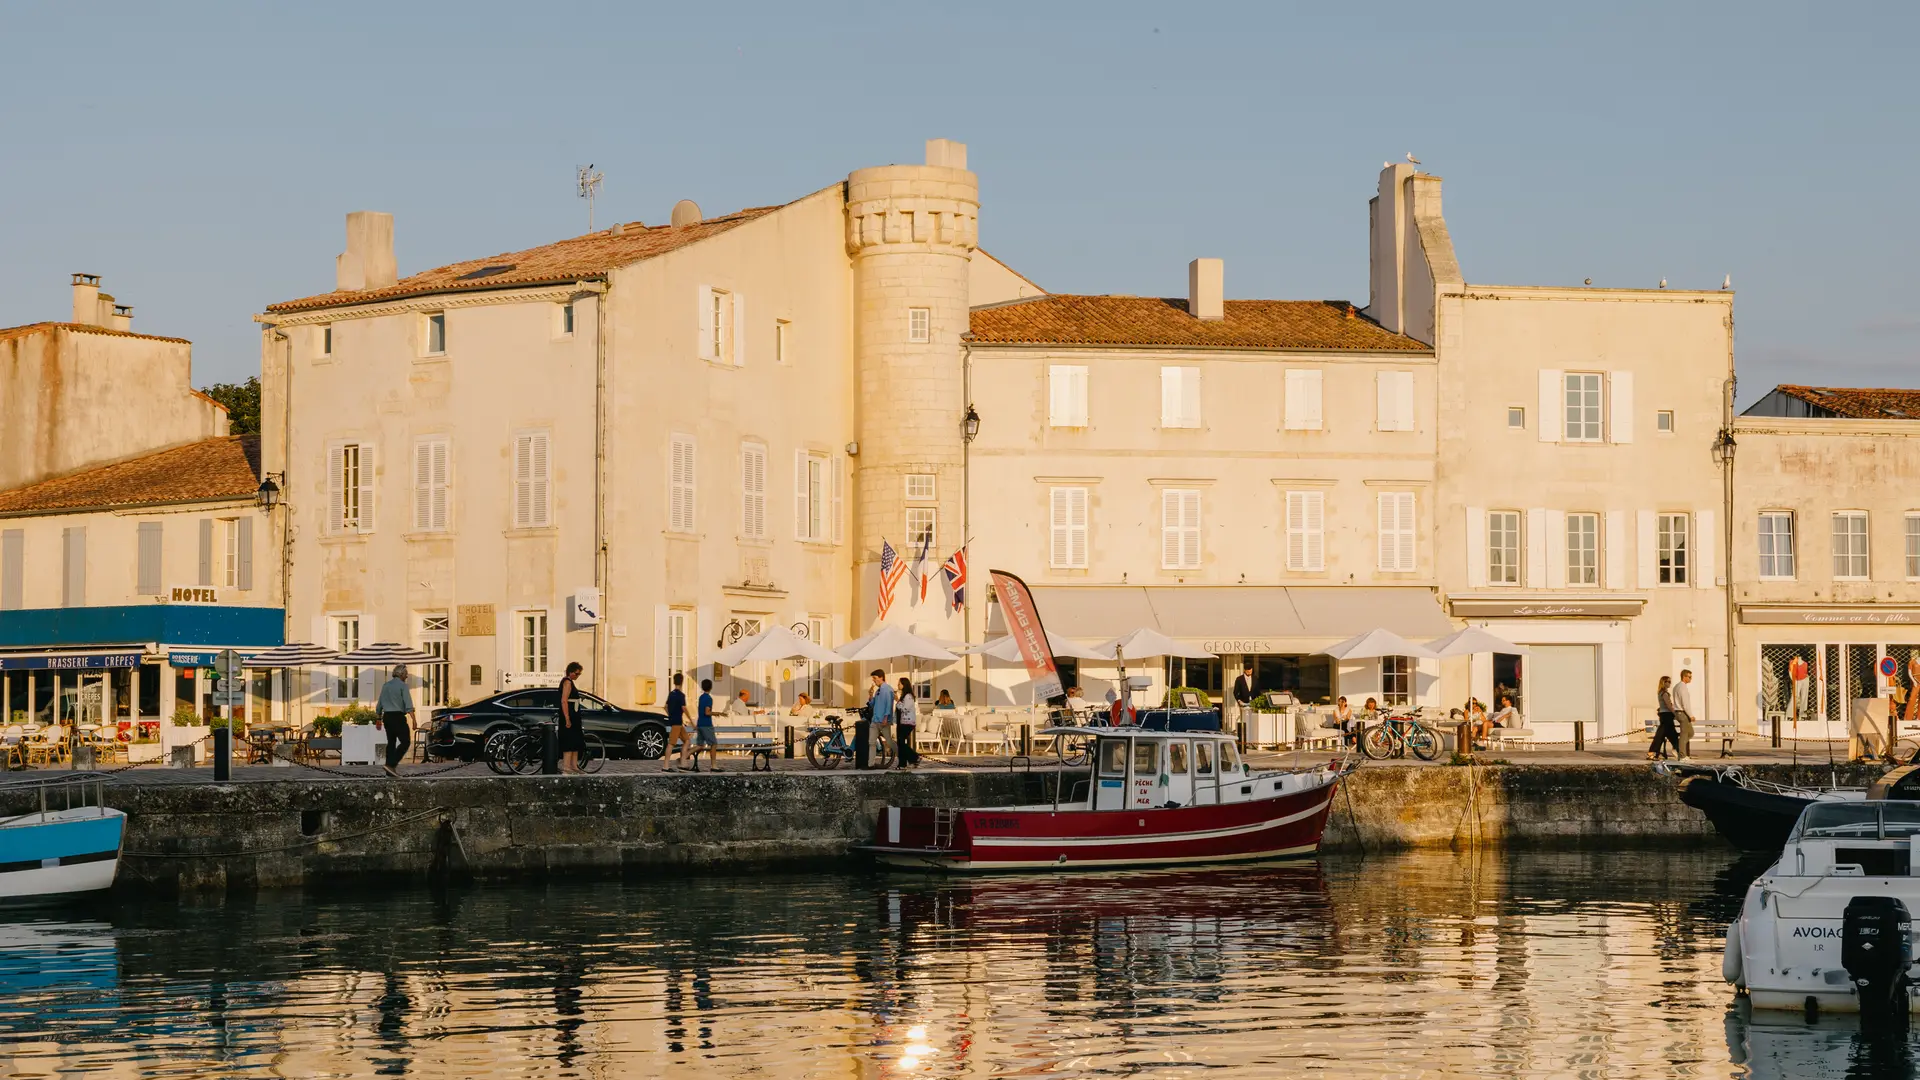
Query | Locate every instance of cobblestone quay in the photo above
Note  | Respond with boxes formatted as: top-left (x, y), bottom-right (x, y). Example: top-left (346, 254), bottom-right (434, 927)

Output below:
top-left (2, 760), bottom-right (1883, 894)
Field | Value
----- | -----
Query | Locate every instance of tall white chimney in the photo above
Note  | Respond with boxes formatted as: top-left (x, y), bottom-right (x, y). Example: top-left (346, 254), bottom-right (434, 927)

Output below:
top-left (336, 211), bottom-right (397, 291)
top-left (1188, 258), bottom-right (1224, 320)
top-left (70, 273), bottom-right (101, 325)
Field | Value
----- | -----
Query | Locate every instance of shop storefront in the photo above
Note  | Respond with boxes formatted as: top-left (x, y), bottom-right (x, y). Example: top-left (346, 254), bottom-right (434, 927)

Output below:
top-left (1009, 586), bottom-right (1453, 709)
top-left (1735, 605), bottom-right (1920, 741)
top-left (0, 605), bottom-right (284, 732)
top-left (1447, 597), bottom-right (1648, 743)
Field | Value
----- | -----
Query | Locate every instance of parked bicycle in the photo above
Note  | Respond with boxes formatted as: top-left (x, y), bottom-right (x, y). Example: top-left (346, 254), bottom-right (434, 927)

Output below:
top-left (1046, 706), bottom-right (1096, 766)
top-left (484, 721), bottom-right (606, 775)
top-left (806, 713), bottom-right (894, 769)
top-left (1361, 711), bottom-right (1440, 761)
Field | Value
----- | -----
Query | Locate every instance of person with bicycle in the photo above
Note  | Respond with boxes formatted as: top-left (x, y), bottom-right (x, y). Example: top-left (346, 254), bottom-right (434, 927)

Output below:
top-left (662, 673), bottom-right (689, 772)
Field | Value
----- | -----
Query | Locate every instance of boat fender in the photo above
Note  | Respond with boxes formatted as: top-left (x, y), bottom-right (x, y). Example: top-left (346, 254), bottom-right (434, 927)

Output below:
top-left (1723, 920), bottom-right (1744, 987)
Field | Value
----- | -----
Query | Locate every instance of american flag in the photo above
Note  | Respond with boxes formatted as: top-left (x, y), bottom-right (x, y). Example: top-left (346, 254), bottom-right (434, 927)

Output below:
top-left (876, 538), bottom-right (906, 620)
top-left (940, 546), bottom-right (968, 610)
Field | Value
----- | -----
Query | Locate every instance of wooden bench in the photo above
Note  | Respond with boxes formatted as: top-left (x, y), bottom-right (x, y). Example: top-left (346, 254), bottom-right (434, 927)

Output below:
top-left (703, 725), bottom-right (775, 771)
top-left (1694, 721), bottom-right (1737, 758)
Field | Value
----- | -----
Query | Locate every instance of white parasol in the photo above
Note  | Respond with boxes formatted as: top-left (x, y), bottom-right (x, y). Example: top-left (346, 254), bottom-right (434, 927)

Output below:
top-left (1316, 629), bottom-right (1440, 661)
top-left (1424, 627), bottom-right (1531, 658)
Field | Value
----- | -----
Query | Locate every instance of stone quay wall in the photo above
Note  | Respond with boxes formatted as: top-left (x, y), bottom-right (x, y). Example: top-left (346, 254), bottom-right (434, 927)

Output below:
top-left (6, 763), bottom-right (1881, 895)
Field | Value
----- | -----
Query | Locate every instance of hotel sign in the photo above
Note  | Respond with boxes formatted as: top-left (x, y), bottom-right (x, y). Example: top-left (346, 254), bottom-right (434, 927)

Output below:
top-left (1449, 599), bottom-right (1645, 619)
top-left (458, 604), bottom-right (497, 637)
top-left (1740, 607), bottom-right (1920, 626)
top-left (168, 585), bottom-right (222, 604)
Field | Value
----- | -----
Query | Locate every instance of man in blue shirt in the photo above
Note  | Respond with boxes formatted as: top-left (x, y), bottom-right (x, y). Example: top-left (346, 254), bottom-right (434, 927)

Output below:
top-left (867, 669), bottom-right (895, 769)
top-left (375, 665), bottom-right (415, 777)
top-left (662, 673), bottom-right (688, 772)
top-left (687, 677), bottom-right (722, 773)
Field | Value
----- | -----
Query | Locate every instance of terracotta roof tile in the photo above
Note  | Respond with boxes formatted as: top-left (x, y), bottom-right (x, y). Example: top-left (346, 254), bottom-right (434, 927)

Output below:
top-left (0, 321), bottom-right (191, 346)
top-left (265, 203), bottom-right (792, 313)
top-left (1769, 385), bottom-right (1920, 420)
top-left (966, 295), bottom-right (1429, 352)
top-left (0, 436), bottom-right (260, 517)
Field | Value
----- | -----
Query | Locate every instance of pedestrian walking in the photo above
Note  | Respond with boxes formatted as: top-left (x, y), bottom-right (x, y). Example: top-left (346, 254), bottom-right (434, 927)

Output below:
top-left (1648, 675), bottom-right (1682, 761)
top-left (557, 661), bottom-right (585, 773)
top-left (663, 672), bottom-right (689, 771)
top-left (867, 670), bottom-right (896, 768)
top-left (375, 665), bottom-right (415, 777)
top-left (1232, 665), bottom-right (1255, 730)
top-left (895, 677), bottom-right (920, 769)
top-left (1674, 669), bottom-right (1696, 761)
top-left (685, 677), bottom-right (722, 772)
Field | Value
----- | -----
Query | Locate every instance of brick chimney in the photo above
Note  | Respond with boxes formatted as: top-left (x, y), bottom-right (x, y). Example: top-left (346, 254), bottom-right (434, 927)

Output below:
top-left (336, 211), bottom-right (397, 291)
top-left (1187, 258), bottom-right (1224, 320)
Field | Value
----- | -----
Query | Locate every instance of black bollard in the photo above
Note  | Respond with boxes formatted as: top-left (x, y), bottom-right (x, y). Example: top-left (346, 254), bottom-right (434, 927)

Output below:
top-left (784, 725), bottom-right (795, 759)
top-left (541, 723), bottom-right (559, 775)
top-left (1237, 721), bottom-right (1247, 753)
top-left (1772, 711), bottom-right (1782, 749)
top-left (854, 718), bottom-right (871, 769)
top-left (212, 726), bottom-right (231, 782)
top-left (1573, 719), bottom-right (1585, 752)
top-left (1019, 724), bottom-right (1031, 757)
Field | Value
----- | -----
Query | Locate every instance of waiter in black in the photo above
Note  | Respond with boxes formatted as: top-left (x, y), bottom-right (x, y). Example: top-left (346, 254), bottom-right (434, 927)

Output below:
top-left (1232, 665), bottom-right (1255, 727)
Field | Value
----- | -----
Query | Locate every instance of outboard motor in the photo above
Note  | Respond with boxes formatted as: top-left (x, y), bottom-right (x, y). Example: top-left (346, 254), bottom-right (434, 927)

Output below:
top-left (1843, 895), bottom-right (1914, 1031)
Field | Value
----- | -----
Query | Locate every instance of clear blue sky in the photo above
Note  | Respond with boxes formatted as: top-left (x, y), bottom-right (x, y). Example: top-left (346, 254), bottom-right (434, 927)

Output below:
top-left (2, 2), bottom-right (1914, 405)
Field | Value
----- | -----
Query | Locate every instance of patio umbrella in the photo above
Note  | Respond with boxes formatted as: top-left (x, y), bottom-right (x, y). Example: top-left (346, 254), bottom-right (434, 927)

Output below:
top-left (1424, 627), bottom-right (1532, 658)
top-left (237, 642), bottom-right (340, 731)
top-left (835, 625), bottom-right (959, 664)
top-left (708, 625), bottom-right (843, 711)
top-left (1315, 629), bottom-right (1440, 661)
top-left (963, 632), bottom-right (1111, 662)
top-left (333, 643), bottom-right (447, 708)
top-left (1096, 628), bottom-right (1214, 661)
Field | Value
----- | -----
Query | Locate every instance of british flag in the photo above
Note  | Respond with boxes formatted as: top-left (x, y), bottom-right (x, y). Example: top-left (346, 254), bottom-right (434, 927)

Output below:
top-left (940, 546), bottom-right (969, 611)
top-left (876, 538), bottom-right (906, 620)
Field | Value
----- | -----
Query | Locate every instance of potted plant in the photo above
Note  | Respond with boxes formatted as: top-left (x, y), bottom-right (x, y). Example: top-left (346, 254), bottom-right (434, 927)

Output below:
top-left (163, 703), bottom-right (212, 761)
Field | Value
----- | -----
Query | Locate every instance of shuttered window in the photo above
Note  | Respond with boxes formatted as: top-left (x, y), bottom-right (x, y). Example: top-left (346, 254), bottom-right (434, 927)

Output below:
top-left (137, 522), bottom-right (163, 595)
top-left (1160, 366), bottom-right (1201, 428)
top-left (1050, 487), bottom-right (1088, 569)
top-left (413, 438), bottom-right (450, 532)
top-left (61, 526), bottom-right (85, 607)
top-left (512, 431), bottom-right (551, 529)
top-left (1048, 366), bottom-right (1089, 427)
top-left (1376, 371), bottom-right (1415, 431)
top-left (1488, 511), bottom-right (1522, 585)
top-left (741, 442), bottom-right (768, 539)
top-left (197, 518), bottom-right (214, 586)
top-left (1161, 489), bottom-right (1201, 570)
top-left (795, 451), bottom-right (828, 542)
top-left (327, 441), bottom-right (375, 534)
top-left (1283, 370), bottom-right (1323, 430)
top-left (0, 529), bottom-right (21, 610)
top-left (669, 434), bottom-right (697, 534)
top-left (1377, 492), bottom-right (1416, 572)
top-left (1286, 491), bottom-right (1325, 572)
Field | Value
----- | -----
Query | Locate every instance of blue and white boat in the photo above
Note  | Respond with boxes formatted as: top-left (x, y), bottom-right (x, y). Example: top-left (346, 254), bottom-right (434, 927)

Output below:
top-left (0, 775), bottom-right (124, 901)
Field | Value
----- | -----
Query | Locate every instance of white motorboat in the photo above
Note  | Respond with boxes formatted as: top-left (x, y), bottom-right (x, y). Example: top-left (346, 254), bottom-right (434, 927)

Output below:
top-left (0, 774), bottom-right (125, 902)
top-left (1725, 798), bottom-right (1920, 1021)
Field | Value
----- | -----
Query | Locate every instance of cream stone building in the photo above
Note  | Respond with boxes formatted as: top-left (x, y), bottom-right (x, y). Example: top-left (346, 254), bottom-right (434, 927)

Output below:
top-left (1731, 385), bottom-right (1920, 741)
top-left (1364, 162), bottom-right (1738, 743)
top-left (0, 275), bottom-right (229, 491)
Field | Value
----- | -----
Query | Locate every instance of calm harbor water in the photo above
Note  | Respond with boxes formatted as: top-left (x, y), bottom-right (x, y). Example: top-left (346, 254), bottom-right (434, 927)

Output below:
top-left (2, 851), bottom-right (1916, 1078)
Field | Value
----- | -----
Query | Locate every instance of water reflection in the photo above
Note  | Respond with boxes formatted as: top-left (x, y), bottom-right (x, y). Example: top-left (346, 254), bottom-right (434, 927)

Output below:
top-left (0, 851), bottom-right (1916, 1076)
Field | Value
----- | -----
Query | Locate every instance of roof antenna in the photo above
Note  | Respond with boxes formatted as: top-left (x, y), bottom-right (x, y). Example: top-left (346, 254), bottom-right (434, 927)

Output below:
top-left (577, 165), bottom-right (605, 231)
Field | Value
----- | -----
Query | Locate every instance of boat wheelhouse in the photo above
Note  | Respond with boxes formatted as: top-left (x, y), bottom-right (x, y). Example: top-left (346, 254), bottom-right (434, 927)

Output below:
top-left (861, 727), bottom-right (1347, 873)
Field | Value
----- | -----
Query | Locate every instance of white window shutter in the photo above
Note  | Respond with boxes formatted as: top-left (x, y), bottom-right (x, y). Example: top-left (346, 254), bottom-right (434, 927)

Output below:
top-left (1161, 490), bottom-right (1180, 569)
top-left (1304, 491), bottom-right (1324, 570)
top-left (1303, 371), bottom-right (1323, 429)
top-left (1525, 508), bottom-right (1547, 587)
top-left (414, 441), bottom-right (433, 531)
top-left (741, 443), bottom-right (766, 538)
top-left (1377, 493), bottom-right (1396, 570)
top-left (1610, 371), bottom-right (1634, 444)
top-left (1637, 509), bottom-right (1658, 588)
top-left (1051, 488), bottom-right (1070, 567)
top-left (1183, 491), bottom-right (1201, 568)
top-left (1539, 370), bottom-right (1562, 443)
top-left (1605, 510), bottom-right (1627, 589)
top-left (794, 451), bottom-right (810, 540)
top-left (327, 444), bottom-right (345, 533)
top-left (530, 433), bottom-right (549, 527)
top-left (513, 434), bottom-right (532, 528)
top-left (1466, 505), bottom-right (1487, 588)
top-left (1161, 367), bottom-right (1180, 428)
top-left (1283, 371), bottom-right (1303, 430)
top-left (358, 442), bottom-right (376, 532)
top-left (830, 454), bottom-right (844, 544)
top-left (1376, 374), bottom-right (1396, 431)
top-left (732, 293), bottom-right (747, 367)
top-left (1545, 509), bottom-right (1567, 588)
top-left (432, 440), bottom-right (449, 530)
top-left (1697, 508), bottom-right (1717, 587)
top-left (668, 435), bottom-right (696, 533)
top-left (696, 285), bottom-right (714, 361)
top-left (1397, 493), bottom-right (1415, 571)
top-left (1286, 492), bottom-right (1306, 570)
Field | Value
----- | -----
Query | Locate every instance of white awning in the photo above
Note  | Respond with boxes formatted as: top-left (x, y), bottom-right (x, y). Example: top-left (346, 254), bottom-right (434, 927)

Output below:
top-left (1022, 586), bottom-right (1450, 651)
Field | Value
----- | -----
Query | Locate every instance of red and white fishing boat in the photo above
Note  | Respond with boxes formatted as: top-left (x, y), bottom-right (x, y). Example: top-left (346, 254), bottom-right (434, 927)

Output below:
top-left (860, 726), bottom-right (1350, 872)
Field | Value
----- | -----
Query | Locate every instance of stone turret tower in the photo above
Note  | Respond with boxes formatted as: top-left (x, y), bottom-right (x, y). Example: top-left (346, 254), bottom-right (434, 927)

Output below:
top-left (846, 139), bottom-right (978, 629)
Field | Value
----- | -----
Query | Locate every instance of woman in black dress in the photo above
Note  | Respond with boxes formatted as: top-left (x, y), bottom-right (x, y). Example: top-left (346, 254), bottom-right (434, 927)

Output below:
top-left (558, 661), bottom-right (585, 772)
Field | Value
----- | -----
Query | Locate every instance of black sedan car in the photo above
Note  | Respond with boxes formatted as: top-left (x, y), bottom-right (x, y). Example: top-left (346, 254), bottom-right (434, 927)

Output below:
top-left (426, 687), bottom-right (672, 761)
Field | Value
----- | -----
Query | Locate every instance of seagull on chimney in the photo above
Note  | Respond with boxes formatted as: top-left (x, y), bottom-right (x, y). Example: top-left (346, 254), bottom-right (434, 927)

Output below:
top-left (1659, 279), bottom-right (1667, 289)
top-left (1406, 153), bottom-right (1421, 166)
